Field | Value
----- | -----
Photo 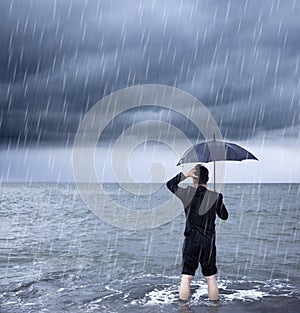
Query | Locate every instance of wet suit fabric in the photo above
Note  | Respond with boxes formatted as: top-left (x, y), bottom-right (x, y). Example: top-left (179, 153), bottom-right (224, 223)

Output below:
top-left (166, 172), bottom-right (228, 276)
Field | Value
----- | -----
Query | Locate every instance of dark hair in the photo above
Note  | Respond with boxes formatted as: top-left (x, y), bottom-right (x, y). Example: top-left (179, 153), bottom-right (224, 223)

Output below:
top-left (195, 164), bottom-right (209, 184)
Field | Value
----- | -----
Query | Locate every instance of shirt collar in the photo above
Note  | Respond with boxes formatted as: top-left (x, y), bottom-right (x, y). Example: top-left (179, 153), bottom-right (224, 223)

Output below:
top-left (196, 185), bottom-right (207, 192)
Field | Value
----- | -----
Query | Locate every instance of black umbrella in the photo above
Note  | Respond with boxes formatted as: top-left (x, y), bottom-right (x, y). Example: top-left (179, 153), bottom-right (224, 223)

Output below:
top-left (177, 137), bottom-right (258, 190)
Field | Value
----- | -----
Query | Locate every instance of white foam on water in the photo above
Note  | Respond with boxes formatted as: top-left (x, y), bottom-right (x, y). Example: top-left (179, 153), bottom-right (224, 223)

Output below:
top-left (5, 301), bottom-right (19, 305)
top-left (128, 277), bottom-right (299, 306)
top-left (57, 288), bottom-right (65, 292)
top-left (223, 289), bottom-right (268, 302)
top-left (131, 285), bottom-right (178, 305)
top-left (93, 274), bottom-right (298, 309)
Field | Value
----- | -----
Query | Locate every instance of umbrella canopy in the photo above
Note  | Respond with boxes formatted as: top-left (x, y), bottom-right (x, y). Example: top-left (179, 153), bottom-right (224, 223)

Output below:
top-left (177, 140), bottom-right (258, 165)
top-left (177, 139), bottom-right (258, 190)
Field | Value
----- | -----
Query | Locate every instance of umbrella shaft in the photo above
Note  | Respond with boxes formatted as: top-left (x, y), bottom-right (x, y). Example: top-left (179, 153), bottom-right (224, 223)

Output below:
top-left (214, 161), bottom-right (216, 191)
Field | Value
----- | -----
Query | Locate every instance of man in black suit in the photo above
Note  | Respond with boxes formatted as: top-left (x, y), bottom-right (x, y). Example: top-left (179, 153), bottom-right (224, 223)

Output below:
top-left (166, 164), bottom-right (228, 301)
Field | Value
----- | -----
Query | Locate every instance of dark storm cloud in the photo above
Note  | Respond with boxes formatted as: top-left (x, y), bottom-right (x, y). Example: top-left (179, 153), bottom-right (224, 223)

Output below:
top-left (0, 0), bottom-right (299, 146)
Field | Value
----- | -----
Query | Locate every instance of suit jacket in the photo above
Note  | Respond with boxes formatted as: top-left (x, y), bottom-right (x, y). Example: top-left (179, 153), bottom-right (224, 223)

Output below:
top-left (166, 172), bottom-right (228, 242)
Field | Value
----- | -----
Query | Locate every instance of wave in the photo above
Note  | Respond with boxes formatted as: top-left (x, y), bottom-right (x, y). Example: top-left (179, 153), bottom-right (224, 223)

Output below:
top-left (83, 274), bottom-right (299, 307)
top-left (1, 273), bottom-right (299, 313)
top-left (125, 275), bottom-right (300, 306)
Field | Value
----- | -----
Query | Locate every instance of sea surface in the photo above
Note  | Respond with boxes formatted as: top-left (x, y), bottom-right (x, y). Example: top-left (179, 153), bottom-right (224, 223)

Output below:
top-left (0, 183), bottom-right (299, 313)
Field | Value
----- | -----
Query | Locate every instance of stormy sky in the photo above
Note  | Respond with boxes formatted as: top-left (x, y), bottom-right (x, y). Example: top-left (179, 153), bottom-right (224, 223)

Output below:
top-left (0, 0), bottom-right (299, 182)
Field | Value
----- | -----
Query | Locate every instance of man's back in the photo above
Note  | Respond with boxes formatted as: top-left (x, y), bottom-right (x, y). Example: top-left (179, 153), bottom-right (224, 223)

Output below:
top-left (166, 172), bottom-right (228, 239)
top-left (185, 186), bottom-right (228, 240)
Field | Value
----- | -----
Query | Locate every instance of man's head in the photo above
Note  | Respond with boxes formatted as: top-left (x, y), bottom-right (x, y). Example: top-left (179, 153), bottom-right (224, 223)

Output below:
top-left (194, 164), bottom-right (209, 185)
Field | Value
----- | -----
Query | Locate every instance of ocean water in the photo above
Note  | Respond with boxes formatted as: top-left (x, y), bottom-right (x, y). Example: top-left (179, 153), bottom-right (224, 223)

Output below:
top-left (0, 183), bottom-right (299, 313)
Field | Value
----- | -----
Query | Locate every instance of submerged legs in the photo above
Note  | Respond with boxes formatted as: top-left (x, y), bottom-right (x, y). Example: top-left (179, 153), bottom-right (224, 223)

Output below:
top-left (179, 274), bottom-right (219, 301)
top-left (179, 274), bottom-right (193, 300)
top-left (205, 275), bottom-right (219, 300)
